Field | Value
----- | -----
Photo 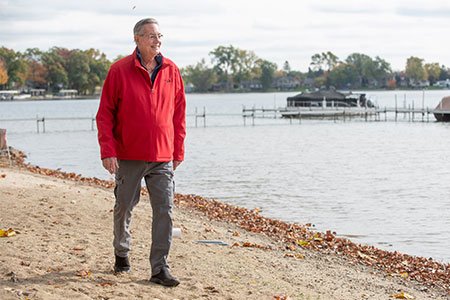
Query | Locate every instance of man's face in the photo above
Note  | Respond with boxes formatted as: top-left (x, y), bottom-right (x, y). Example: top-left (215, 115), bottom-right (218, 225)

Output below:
top-left (134, 23), bottom-right (162, 56)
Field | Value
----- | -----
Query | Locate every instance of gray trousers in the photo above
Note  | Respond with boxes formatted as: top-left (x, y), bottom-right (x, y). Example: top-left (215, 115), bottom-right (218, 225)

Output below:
top-left (113, 160), bottom-right (174, 275)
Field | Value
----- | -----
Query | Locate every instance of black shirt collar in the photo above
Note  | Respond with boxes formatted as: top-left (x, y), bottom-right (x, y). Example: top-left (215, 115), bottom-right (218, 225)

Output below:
top-left (136, 48), bottom-right (163, 70)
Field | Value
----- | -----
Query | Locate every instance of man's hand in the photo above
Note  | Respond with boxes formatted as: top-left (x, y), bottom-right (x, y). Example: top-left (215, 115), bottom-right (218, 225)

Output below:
top-left (102, 157), bottom-right (119, 174)
top-left (173, 160), bottom-right (183, 171)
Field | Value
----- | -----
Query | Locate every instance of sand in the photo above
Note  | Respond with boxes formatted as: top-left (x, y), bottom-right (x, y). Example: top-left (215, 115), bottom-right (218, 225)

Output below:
top-left (0, 164), bottom-right (449, 300)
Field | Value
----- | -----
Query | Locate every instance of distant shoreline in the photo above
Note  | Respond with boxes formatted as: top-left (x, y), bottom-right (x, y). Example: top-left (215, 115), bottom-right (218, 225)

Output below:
top-left (0, 95), bottom-right (100, 102)
top-left (1, 87), bottom-right (449, 102)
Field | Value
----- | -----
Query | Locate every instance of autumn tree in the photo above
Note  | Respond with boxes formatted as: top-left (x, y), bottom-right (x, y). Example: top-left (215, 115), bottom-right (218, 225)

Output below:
top-left (0, 59), bottom-right (8, 88)
top-left (24, 48), bottom-right (47, 88)
top-left (0, 47), bottom-right (28, 89)
top-left (405, 56), bottom-right (426, 84)
top-left (234, 49), bottom-right (259, 85)
top-left (424, 63), bottom-right (441, 85)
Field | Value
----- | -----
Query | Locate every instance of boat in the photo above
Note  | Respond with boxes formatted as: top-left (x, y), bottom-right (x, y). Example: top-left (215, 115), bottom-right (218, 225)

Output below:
top-left (286, 89), bottom-right (373, 108)
top-left (433, 96), bottom-right (450, 122)
top-left (280, 88), bottom-right (375, 118)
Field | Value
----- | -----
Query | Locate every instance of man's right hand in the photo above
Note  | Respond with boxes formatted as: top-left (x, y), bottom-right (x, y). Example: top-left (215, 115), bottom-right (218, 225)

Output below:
top-left (102, 157), bottom-right (119, 174)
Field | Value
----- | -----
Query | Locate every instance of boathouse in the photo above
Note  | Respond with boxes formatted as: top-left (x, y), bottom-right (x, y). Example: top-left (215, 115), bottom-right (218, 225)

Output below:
top-left (287, 89), bottom-right (373, 108)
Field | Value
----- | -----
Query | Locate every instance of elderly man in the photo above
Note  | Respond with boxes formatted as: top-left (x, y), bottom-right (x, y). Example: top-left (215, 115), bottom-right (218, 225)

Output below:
top-left (96, 18), bottom-right (186, 287)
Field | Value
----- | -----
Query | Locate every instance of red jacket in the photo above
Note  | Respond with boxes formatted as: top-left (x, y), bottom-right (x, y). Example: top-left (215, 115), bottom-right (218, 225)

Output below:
top-left (96, 49), bottom-right (186, 162)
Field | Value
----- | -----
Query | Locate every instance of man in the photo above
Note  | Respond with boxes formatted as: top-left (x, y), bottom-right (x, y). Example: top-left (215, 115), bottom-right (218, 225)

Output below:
top-left (96, 18), bottom-right (186, 287)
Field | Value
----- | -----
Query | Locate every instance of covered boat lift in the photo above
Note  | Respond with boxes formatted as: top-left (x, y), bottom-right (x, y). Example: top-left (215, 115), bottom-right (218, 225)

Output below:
top-left (286, 89), bottom-right (374, 108)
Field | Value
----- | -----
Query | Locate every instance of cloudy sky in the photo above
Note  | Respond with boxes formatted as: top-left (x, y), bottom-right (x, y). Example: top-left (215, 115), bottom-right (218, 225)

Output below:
top-left (1, 0), bottom-right (450, 71)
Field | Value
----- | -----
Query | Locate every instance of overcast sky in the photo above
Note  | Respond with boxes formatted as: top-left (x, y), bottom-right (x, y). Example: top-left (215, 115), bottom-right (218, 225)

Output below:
top-left (1, 0), bottom-right (450, 71)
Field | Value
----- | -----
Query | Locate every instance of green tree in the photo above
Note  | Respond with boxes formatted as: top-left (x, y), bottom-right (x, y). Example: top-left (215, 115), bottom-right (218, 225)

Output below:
top-left (209, 45), bottom-right (259, 90)
top-left (328, 63), bottom-right (357, 88)
top-left (344, 53), bottom-right (390, 88)
top-left (256, 59), bottom-right (277, 91)
top-left (42, 47), bottom-right (69, 92)
top-left (209, 45), bottom-right (239, 89)
top-left (424, 62), bottom-right (441, 85)
top-left (310, 51), bottom-right (339, 87)
top-left (438, 65), bottom-right (449, 81)
top-left (234, 49), bottom-right (258, 85)
top-left (310, 51), bottom-right (339, 72)
top-left (66, 50), bottom-right (90, 94)
top-left (405, 56), bottom-right (426, 84)
top-left (181, 59), bottom-right (217, 92)
top-left (372, 56), bottom-right (391, 86)
top-left (85, 49), bottom-right (111, 94)
top-left (0, 47), bottom-right (28, 89)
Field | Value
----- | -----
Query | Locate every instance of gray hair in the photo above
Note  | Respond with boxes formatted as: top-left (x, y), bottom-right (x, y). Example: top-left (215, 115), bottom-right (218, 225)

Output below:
top-left (133, 18), bottom-right (159, 35)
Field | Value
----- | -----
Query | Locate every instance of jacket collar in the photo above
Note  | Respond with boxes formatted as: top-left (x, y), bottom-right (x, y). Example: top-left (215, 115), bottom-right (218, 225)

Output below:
top-left (134, 47), bottom-right (164, 69)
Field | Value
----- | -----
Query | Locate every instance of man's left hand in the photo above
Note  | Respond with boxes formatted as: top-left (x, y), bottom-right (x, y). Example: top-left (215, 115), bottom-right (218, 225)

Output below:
top-left (173, 160), bottom-right (182, 170)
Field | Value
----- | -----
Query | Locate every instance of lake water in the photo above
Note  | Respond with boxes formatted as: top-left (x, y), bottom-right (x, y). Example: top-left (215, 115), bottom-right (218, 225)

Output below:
top-left (1, 90), bottom-right (450, 263)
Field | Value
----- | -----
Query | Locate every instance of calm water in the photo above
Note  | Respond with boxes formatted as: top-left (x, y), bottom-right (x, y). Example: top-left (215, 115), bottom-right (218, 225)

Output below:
top-left (1, 90), bottom-right (450, 263)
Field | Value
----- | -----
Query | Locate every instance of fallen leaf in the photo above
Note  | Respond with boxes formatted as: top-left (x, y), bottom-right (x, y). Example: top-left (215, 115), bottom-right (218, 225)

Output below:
top-left (76, 270), bottom-right (91, 278)
top-left (0, 228), bottom-right (16, 237)
top-left (400, 272), bottom-right (409, 278)
top-left (313, 233), bottom-right (323, 242)
top-left (357, 251), bottom-right (375, 262)
top-left (284, 253), bottom-right (305, 260)
top-left (296, 240), bottom-right (310, 247)
top-left (391, 291), bottom-right (415, 299)
top-left (273, 295), bottom-right (290, 300)
top-left (72, 245), bottom-right (85, 251)
top-left (97, 281), bottom-right (115, 287)
top-left (294, 253), bottom-right (305, 259)
top-left (286, 244), bottom-right (296, 251)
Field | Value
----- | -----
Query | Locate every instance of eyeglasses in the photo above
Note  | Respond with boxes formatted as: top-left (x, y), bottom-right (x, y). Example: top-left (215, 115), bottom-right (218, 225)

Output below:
top-left (139, 33), bottom-right (164, 40)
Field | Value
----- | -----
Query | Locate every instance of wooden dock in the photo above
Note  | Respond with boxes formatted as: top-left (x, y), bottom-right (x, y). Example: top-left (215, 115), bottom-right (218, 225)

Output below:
top-left (0, 116), bottom-right (96, 133)
top-left (1, 105), bottom-right (450, 132)
top-left (240, 105), bottom-right (450, 125)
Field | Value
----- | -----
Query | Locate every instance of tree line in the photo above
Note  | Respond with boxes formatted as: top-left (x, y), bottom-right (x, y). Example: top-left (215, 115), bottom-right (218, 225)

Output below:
top-left (183, 46), bottom-right (450, 92)
top-left (0, 47), bottom-right (111, 94)
top-left (1, 45), bottom-right (449, 95)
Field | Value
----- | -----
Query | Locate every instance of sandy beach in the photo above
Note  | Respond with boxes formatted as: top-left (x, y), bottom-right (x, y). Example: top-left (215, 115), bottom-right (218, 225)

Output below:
top-left (0, 153), bottom-right (449, 300)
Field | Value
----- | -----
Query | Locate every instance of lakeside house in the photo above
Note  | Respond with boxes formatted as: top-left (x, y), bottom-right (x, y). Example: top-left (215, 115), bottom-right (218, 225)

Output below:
top-left (273, 76), bottom-right (301, 90)
top-left (30, 89), bottom-right (46, 97)
top-left (434, 79), bottom-right (450, 88)
top-left (0, 90), bottom-right (19, 100)
top-left (57, 89), bottom-right (78, 98)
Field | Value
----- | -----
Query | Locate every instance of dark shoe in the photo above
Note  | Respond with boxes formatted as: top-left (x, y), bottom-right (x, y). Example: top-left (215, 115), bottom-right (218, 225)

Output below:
top-left (114, 255), bottom-right (131, 273)
top-left (150, 268), bottom-right (180, 287)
